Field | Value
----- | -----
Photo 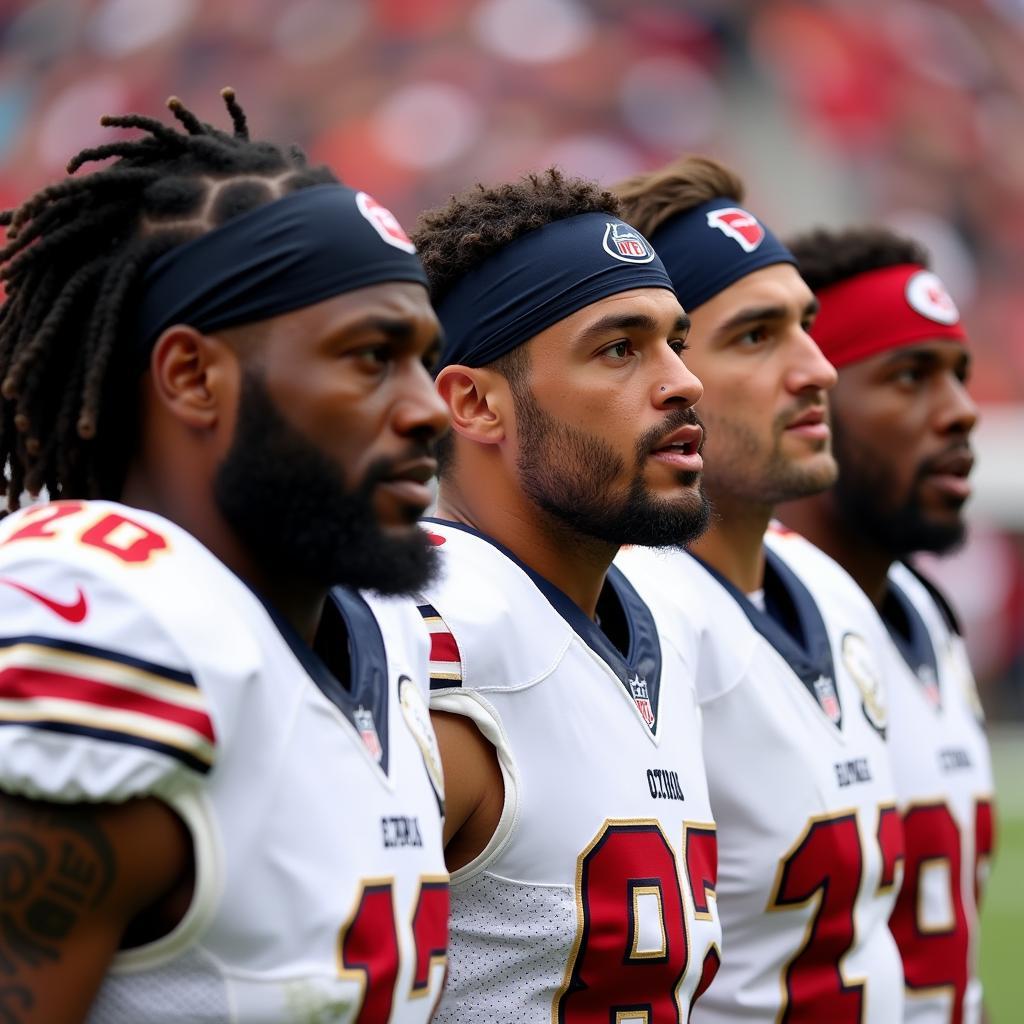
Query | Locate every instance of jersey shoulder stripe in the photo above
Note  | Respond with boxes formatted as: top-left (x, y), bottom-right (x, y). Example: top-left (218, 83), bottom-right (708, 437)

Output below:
top-left (417, 603), bottom-right (463, 689)
top-left (0, 635), bottom-right (214, 772)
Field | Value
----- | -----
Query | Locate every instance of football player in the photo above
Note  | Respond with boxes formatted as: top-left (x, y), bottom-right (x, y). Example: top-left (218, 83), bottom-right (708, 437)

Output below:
top-left (778, 226), bottom-right (996, 1024)
top-left (0, 92), bottom-right (451, 1021)
top-left (614, 157), bottom-right (906, 1023)
top-left (411, 169), bottom-right (722, 1021)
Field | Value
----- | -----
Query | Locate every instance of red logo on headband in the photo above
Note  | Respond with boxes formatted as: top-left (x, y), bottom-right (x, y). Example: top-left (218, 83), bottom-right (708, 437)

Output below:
top-left (706, 207), bottom-right (764, 253)
top-left (356, 192), bottom-right (416, 254)
top-left (905, 270), bottom-right (959, 326)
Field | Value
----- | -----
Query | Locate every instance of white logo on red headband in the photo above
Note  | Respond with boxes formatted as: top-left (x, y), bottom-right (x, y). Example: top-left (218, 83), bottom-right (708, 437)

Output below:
top-left (356, 191), bottom-right (416, 254)
top-left (603, 222), bottom-right (656, 264)
top-left (706, 207), bottom-right (765, 252)
top-left (905, 270), bottom-right (960, 326)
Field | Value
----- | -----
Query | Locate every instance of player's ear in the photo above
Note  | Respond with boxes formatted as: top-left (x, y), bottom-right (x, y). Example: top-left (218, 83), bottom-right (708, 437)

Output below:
top-left (148, 325), bottom-right (238, 430)
top-left (435, 365), bottom-right (510, 446)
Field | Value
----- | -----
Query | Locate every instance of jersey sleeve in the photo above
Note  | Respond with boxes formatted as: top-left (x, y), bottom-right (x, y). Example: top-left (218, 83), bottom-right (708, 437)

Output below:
top-left (0, 553), bottom-right (216, 804)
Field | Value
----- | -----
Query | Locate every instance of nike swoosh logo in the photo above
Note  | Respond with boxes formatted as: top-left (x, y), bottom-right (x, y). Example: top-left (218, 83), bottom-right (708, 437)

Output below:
top-left (0, 578), bottom-right (88, 623)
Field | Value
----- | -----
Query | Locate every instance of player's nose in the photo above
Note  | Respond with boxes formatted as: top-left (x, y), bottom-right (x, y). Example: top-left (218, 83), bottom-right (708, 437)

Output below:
top-left (394, 360), bottom-right (451, 440)
top-left (788, 326), bottom-right (837, 395)
top-left (653, 346), bottom-right (703, 410)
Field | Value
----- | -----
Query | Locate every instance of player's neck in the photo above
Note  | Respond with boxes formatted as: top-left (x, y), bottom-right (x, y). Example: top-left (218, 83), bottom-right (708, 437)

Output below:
top-left (435, 484), bottom-right (616, 620)
top-left (688, 492), bottom-right (770, 595)
top-left (120, 470), bottom-right (327, 644)
top-left (776, 492), bottom-right (892, 609)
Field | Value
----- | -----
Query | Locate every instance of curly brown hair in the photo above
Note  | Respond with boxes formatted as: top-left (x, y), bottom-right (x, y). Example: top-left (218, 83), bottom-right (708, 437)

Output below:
top-left (785, 225), bottom-right (931, 293)
top-left (613, 155), bottom-right (745, 239)
top-left (412, 167), bottom-right (620, 305)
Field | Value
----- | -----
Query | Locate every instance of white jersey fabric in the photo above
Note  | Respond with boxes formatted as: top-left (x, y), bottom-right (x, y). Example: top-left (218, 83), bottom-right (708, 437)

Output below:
top-left (0, 499), bottom-right (448, 1023)
top-left (420, 520), bottom-right (722, 1023)
top-left (882, 561), bottom-right (995, 1024)
top-left (618, 530), bottom-right (904, 1024)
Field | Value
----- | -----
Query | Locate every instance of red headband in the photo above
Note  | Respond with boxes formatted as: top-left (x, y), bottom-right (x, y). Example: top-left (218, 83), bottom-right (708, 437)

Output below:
top-left (811, 263), bottom-right (967, 369)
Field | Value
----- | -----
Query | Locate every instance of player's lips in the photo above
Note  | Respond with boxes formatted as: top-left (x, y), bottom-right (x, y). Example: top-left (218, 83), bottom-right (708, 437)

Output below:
top-left (377, 458), bottom-right (437, 511)
top-left (921, 447), bottom-right (973, 501)
top-left (649, 423), bottom-right (703, 473)
top-left (783, 406), bottom-right (829, 441)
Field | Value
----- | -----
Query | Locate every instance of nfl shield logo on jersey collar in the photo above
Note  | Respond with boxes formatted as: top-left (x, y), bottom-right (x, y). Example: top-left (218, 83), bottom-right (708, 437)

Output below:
top-left (812, 675), bottom-right (842, 725)
top-left (629, 673), bottom-right (656, 729)
top-left (353, 705), bottom-right (383, 763)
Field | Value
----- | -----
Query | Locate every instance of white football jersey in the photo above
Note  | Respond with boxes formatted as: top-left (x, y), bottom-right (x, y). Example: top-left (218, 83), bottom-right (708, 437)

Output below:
top-left (420, 520), bottom-right (722, 1023)
top-left (0, 499), bottom-right (448, 1023)
top-left (882, 561), bottom-right (995, 1024)
top-left (618, 530), bottom-right (905, 1024)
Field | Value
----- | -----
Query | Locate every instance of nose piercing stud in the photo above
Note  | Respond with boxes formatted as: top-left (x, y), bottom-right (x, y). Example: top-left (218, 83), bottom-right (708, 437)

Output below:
top-left (660, 386), bottom-right (667, 392)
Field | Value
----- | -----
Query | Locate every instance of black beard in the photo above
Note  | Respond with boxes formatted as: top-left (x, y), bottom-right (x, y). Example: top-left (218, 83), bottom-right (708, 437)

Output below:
top-left (831, 417), bottom-right (967, 558)
top-left (513, 390), bottom-right (711, 548)
top-left (214, 370), bottom-right (439, 596)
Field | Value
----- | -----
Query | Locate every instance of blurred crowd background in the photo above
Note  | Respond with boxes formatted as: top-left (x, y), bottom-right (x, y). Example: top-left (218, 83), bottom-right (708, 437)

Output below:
top-left (0, 0), bottom-right (1022, 716)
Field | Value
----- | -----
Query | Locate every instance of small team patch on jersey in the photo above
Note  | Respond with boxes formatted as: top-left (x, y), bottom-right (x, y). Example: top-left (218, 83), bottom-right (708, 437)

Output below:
top-left (603, 222), bottom-right (656, 264)
top-left (812, 674), bottom-right (842, 725)
top-left (417, 603), bottom-right (462, 689)
top-left (705, 207), bottom-right (765, 252)
top-left (629, 673), bottom-right (656, 729)
top-left (0, 635), bottom-right (214, 773)
top-left (842, 631), bottom-right (888, 737)
top-left (400, 675), bottom-right (445, 813)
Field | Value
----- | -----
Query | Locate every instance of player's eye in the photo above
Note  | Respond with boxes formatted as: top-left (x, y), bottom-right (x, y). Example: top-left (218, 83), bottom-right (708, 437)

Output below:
top-left (737, 326), bottom-right (768, 346)
top-left (352, 343), bottom-right (392, 370)
top-left (603, 339), bottom-right (633, 360)
top-left (669, 338), bottom-right (689, 357)
top-left (892, 366), bottom-right (925, 386)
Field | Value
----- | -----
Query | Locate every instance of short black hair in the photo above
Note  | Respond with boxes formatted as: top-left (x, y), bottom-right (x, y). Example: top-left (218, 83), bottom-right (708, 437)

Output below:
top-left (785, 225), bottom-right (931, 294)
top-left (413, 167), bottom-right (619, 475)
top-left (413, 167), bottom-right (620, 305)
top-left (0, 89), bottom-right (337, 510)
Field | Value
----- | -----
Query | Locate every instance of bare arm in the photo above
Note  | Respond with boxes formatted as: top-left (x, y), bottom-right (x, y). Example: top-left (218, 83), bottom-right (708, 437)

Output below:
top-left (0, 793), bottom-right (191, 1024)
top-left (430, 710), bottom-right (505, 872)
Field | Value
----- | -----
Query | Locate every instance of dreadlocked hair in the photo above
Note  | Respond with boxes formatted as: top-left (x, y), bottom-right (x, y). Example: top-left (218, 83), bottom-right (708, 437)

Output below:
top-left (0, 87), bottom-right (337, 511)
top-left (785, 225), bottom-right (932, 294)
top-left (412, 167), bottom-right (618, 478)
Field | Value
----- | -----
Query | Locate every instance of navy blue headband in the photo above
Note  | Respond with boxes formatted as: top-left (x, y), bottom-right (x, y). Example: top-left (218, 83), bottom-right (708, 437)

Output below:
top-left (650, 197), bottom-right (796, 312)
top-left (435, 212), bottom-right (674, 370)
top-left (135, 183), bottom-right (428, 352)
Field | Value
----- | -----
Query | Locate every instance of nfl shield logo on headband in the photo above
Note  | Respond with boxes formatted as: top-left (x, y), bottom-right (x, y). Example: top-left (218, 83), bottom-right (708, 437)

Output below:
top-left (603, 222), bottom-right (656, 264)
top-left (706, 207), bottom-right (765, 253)
top-left (356, 191), bottom-right (417, 254)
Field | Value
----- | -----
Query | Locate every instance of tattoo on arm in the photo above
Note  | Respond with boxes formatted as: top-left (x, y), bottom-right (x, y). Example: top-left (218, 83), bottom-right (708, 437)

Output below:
top-left (0, 798), bottom-right (116, 1021)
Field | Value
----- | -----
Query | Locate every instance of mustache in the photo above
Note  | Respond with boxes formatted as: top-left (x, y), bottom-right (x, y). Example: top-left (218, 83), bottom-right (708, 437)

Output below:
top-left (361, 440), bottom-right (438, 489)
top-left (635, 407), bottom-right (706, 464)
top-left (773, 395), bottom-right (830, 433)
top-left (915, 441), bottom-right (974, 480)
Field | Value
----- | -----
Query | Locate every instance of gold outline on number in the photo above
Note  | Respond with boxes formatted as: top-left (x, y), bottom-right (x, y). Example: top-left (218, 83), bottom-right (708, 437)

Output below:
top-left (766, 807), bottom-right (867, 1024)
top-left (897, 799), bottom-right (966, 1007)
top-left (875, 803), bottom-right (905, 896)
top-left (682, 821), bottom-right (718, 923)
top-left (628, 883), bottom-right (667, 960)
top-left (551, 817), bottom-right (683, 1024)
top-left (335, 875), bottom-right (396, 1019)
top-left (407, 873), bottom-right (450, 1007)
